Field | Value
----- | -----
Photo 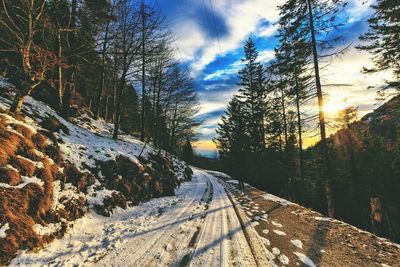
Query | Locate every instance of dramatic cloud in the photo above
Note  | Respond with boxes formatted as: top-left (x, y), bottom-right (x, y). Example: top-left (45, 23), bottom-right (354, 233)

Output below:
top-left (156, 0), bottom-right (384, 155)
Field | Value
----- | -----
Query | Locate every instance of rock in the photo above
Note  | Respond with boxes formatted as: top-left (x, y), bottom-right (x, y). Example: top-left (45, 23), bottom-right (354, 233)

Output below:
top-left (40, 116), bottom-right (70, 134)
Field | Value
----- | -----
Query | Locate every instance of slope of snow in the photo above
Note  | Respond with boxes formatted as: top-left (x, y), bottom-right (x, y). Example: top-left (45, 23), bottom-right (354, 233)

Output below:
top-left (0, 87), bottom-right (190, 206)
top-left (12, 169), bottom-right (263, 267)
top-left (0, 81), bottom-right (188, 181)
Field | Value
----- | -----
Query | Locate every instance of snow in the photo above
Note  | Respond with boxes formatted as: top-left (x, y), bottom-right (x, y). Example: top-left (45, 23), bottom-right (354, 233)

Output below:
top-left (0, 176), bottom-right (43, 189)
top-left (261, 237), bottom-right (270, 246)
top-left (262, 193), bottom-right (294, 206)
top-left (1, 94), bottom-right (189, 183)
top-left (0, 223), bottom-right (10, 238)
top-left (278, 254), bottom-right (289, 265)
top-left (315, 216), bottom-right (335, 222)
top-left (273, 230), bottom-right (287, 236)
top-left (86, 186), bottom-right (118, 208)
top-left (271, 220), bottom-right (283, 228)
top-left (293, 252), bottom-right (316, 267)
top-left (206, 170), bottom-right (231, 179)
top-left (51, 181), bottom-right (84, 211)
top-left (272, 247), bottom-right (280, 255)
top-left (5, 164), bottom-right (19, 172)
top-left (381, 264), bottom-right (392, 267)
top-left (33, 223), bottom-right (62, 236)
top-left (262, 229), bottom-right (269, 235)
top-left (12, 169), bottom-right (261, 267)
top-left (3, 113), bottom-right (37, 134)
top-left (291, 239), bottom-right (303, 249)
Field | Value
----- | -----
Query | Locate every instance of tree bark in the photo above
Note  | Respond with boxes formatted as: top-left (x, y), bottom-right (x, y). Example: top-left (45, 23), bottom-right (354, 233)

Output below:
top-left (294, 67), bottom-right (305, 204)
top-left (94, 19), bottom-right (111, 119)
top-left (9, 81), bottom-right (40, 114)
top-left (140, 1), bottom-right (146, 141)
top-left (306, 0), bottom-right (335, 217)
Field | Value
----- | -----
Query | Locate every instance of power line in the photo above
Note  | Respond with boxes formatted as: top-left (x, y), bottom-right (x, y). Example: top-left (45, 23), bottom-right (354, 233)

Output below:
top-left (209, 0), bottom-right (223, 64)
top-left (204, 0), bottom-right (225, 76)
top-left (153, 0), bottom-right (185, 62)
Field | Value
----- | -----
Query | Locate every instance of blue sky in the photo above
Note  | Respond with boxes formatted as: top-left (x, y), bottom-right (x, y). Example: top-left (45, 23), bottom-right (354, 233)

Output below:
top-left (152, 0), bottom-right (392, 157)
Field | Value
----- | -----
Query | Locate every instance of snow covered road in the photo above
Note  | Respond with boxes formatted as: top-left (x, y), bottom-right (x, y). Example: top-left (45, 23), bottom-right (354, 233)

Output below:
top-left (12, 168), bottom-right (266, 267)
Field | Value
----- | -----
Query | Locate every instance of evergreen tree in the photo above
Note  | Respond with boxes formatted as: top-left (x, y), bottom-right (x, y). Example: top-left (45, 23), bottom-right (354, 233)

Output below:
top-left (277, 0), bottom-right (348, 217)
top-left (237, 38), bottom-right (267, 153)
top-left (214, 96), bottom-right (249, 188)
top-left (181, 139), bottom-right (194, 164)
top-left (357, 0), bottom-right (400, 93)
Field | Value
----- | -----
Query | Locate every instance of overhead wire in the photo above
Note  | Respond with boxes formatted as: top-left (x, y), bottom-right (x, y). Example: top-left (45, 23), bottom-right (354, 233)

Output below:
top-left (203, 0), bottom-right (226, 76)
top-left (153, 0), bottom-right (185, 62)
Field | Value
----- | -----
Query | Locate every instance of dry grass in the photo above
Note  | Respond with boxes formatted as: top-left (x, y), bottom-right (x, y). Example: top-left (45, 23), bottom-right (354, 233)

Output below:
top-left (0, 114), bottom-right (63, 265)
top-left (0, 167), bottom-right (21, 186)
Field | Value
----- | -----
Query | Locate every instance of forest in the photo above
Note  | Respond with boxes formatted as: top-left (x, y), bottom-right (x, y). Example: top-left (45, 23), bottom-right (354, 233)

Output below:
top-left (212, 0), bottom-right (400, 242)
top-left (0, 0), bottom-right (199, 155)
top-left (0, 0), bottom-right (399, 250)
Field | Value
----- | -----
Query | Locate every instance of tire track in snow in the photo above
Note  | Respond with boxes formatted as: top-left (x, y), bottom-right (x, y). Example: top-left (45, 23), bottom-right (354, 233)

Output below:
top-left (189, 170), bottom-right (257, 267)
top-left (96, 171), bottom-right (209, 267)
top-left (96, 168), bottom-right (260, 267)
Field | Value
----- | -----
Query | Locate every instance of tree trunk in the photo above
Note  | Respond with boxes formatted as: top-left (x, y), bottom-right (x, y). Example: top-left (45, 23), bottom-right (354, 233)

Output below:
top-left (58, 30), bottom-right (63, 111)
top-left (94, 19), bottom-right (110, 119)
top-left (113, 73), bottom-right (126, 139)
top-left (306, 0), bottom-right (335, 217)
top-left (280, 84), bottom-right (290, 198)
top-left (140, 1), bottom-right (146, 141)
top-left (10, 94), bottom-right (28, 114)
top-left (9, 82), bottom-right (40, 114)
top-left (294, 73), bottom-right (305, 204)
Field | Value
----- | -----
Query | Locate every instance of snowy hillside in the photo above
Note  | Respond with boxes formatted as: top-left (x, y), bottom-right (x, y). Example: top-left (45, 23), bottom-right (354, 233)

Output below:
top-left (0, 78), bottom-right (192, 265)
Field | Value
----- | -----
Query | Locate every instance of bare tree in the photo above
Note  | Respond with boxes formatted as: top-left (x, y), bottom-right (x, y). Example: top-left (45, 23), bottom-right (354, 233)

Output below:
top-left (0, 0), bottom-right (58, 113)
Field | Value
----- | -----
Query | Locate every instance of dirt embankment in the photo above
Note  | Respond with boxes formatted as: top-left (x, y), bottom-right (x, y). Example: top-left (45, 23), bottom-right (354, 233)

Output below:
top-left (221, 178), bottom-right (400, 267)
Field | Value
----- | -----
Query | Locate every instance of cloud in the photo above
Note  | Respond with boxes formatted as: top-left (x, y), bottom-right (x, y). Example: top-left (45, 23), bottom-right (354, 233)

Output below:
top-left (159, 0), bottom-right (387, 155)
top-left (346, 0), bottom-right (375, 23)
top-left (172, 0), bottom-right (285, 74)
top-left (204, 49), bottom-right (275, 81)
top-left (174, 20), bottom-right (207, 61)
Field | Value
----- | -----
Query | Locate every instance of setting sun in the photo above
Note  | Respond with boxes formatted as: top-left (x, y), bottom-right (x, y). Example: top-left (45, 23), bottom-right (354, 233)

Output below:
top-left (323, 99), bottom-right (347, 116)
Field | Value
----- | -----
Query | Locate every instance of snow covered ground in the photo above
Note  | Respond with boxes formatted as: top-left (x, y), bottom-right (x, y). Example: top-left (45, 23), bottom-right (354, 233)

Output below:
top-left (11, 169), bottom-right (267, 267)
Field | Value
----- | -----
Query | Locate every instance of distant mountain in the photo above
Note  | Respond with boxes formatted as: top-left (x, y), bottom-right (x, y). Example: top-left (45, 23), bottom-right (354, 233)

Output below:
top-left (361, 95), bottom-right (400, 125)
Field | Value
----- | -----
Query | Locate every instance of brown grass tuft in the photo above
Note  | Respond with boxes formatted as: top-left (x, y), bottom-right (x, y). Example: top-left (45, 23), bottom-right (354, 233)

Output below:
top-left (8, 123), bottom-right (35, 139)
top-left (0, 187), bottom-right (42, 265)
top-left (0, 167), bottom-right (21, 186)
top-left (0, 114), bottom-right (66, 265)
top-left (9, 156), bottom-right (36, 177)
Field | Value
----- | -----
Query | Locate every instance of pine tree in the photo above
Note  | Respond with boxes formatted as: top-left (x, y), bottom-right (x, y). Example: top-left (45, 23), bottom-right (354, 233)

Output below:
top-left (182, 139), bottom-right (194, 164)
top-left (237, 38), bottom-right (267, 153)
top-left (214, 96), bottom-right (250, 188)
top-left (277, 0), bottom-right (348, 217)
top-left (357, 0), bottom-right (400, 93)
top-left (274, 12), bottom-right (313, 203)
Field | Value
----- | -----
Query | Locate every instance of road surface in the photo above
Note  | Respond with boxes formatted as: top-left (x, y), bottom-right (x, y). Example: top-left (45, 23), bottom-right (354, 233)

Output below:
top-left (96, 168), bottom-right (259, 267)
